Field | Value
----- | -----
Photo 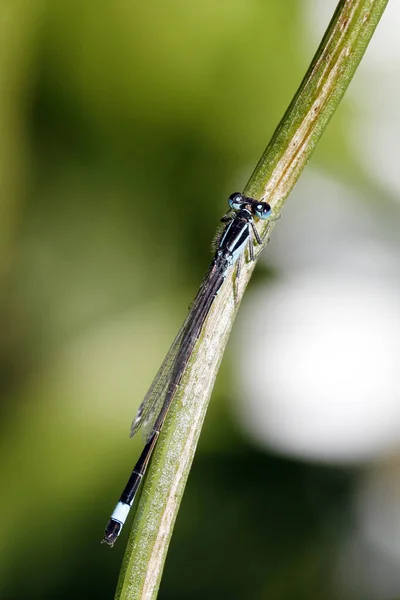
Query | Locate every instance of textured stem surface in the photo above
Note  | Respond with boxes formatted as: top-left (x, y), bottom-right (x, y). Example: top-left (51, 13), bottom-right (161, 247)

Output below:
top-left (115, 1), bottom-right (389, 598)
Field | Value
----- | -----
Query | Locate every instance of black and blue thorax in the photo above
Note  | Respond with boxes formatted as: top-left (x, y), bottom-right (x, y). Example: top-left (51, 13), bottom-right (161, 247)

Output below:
top-left (215, 207), bottom-right (254, 271)
top-left (213, 193), bottom-right (272, 277)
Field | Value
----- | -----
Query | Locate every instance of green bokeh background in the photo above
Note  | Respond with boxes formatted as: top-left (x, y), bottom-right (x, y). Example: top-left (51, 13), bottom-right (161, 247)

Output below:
top-left (0, 2), bottom-right (376, 599)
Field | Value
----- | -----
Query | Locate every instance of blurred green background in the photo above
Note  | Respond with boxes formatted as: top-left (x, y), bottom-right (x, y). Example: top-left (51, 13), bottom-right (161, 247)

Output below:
top-left (1, 1), bottom-right (400, 599)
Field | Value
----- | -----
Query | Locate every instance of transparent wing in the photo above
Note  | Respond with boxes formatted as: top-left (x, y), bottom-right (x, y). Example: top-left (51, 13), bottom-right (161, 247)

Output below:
top-left (130, 263), bottom-right (225, 443)
top-left (130, 320), bottom-right (187, 440)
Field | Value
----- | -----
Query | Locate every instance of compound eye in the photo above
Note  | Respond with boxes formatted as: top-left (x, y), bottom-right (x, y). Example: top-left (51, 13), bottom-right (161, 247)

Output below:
top-left (228, 192), bottom-right (245, 210)
top-left (254, 201), bottom-right (272, 220)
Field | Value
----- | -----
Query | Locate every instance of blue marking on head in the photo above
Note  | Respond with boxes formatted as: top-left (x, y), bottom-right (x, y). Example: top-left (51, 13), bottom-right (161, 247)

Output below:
top-left (254, 202), bottom-right (272, 220)
top-left (228, 192), bottom-right (245, 211)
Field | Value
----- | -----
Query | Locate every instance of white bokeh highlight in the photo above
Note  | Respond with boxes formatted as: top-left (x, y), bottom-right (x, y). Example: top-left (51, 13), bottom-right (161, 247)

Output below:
top-left (235, 271), bottom-right (400, 463)
top-left (233, 4), bottom-right (400, 598)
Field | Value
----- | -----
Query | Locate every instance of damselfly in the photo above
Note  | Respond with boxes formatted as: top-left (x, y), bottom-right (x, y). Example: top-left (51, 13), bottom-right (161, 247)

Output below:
top-left (103, 192), bottom-right (272, 546)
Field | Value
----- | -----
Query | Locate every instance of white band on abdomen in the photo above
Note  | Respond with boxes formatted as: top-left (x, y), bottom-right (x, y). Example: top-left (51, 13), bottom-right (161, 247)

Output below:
top-left (111, 502), bottom-right (131, 525)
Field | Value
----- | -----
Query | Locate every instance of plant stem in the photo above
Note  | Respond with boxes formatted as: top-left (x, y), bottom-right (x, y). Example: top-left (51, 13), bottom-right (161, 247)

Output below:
top-left (114, 1), bottom-right (389, 598)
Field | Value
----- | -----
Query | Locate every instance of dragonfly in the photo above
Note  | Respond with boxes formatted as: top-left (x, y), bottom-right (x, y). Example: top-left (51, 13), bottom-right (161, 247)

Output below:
top-left (103, 192), bottom-right (272, 546)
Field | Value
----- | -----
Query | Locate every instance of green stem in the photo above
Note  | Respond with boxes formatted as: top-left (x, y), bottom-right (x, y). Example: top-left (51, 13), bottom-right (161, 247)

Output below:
top-left (245, 0), bottom-right (388, 210)
top-left (115, 1), bottom-right (388, 598)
